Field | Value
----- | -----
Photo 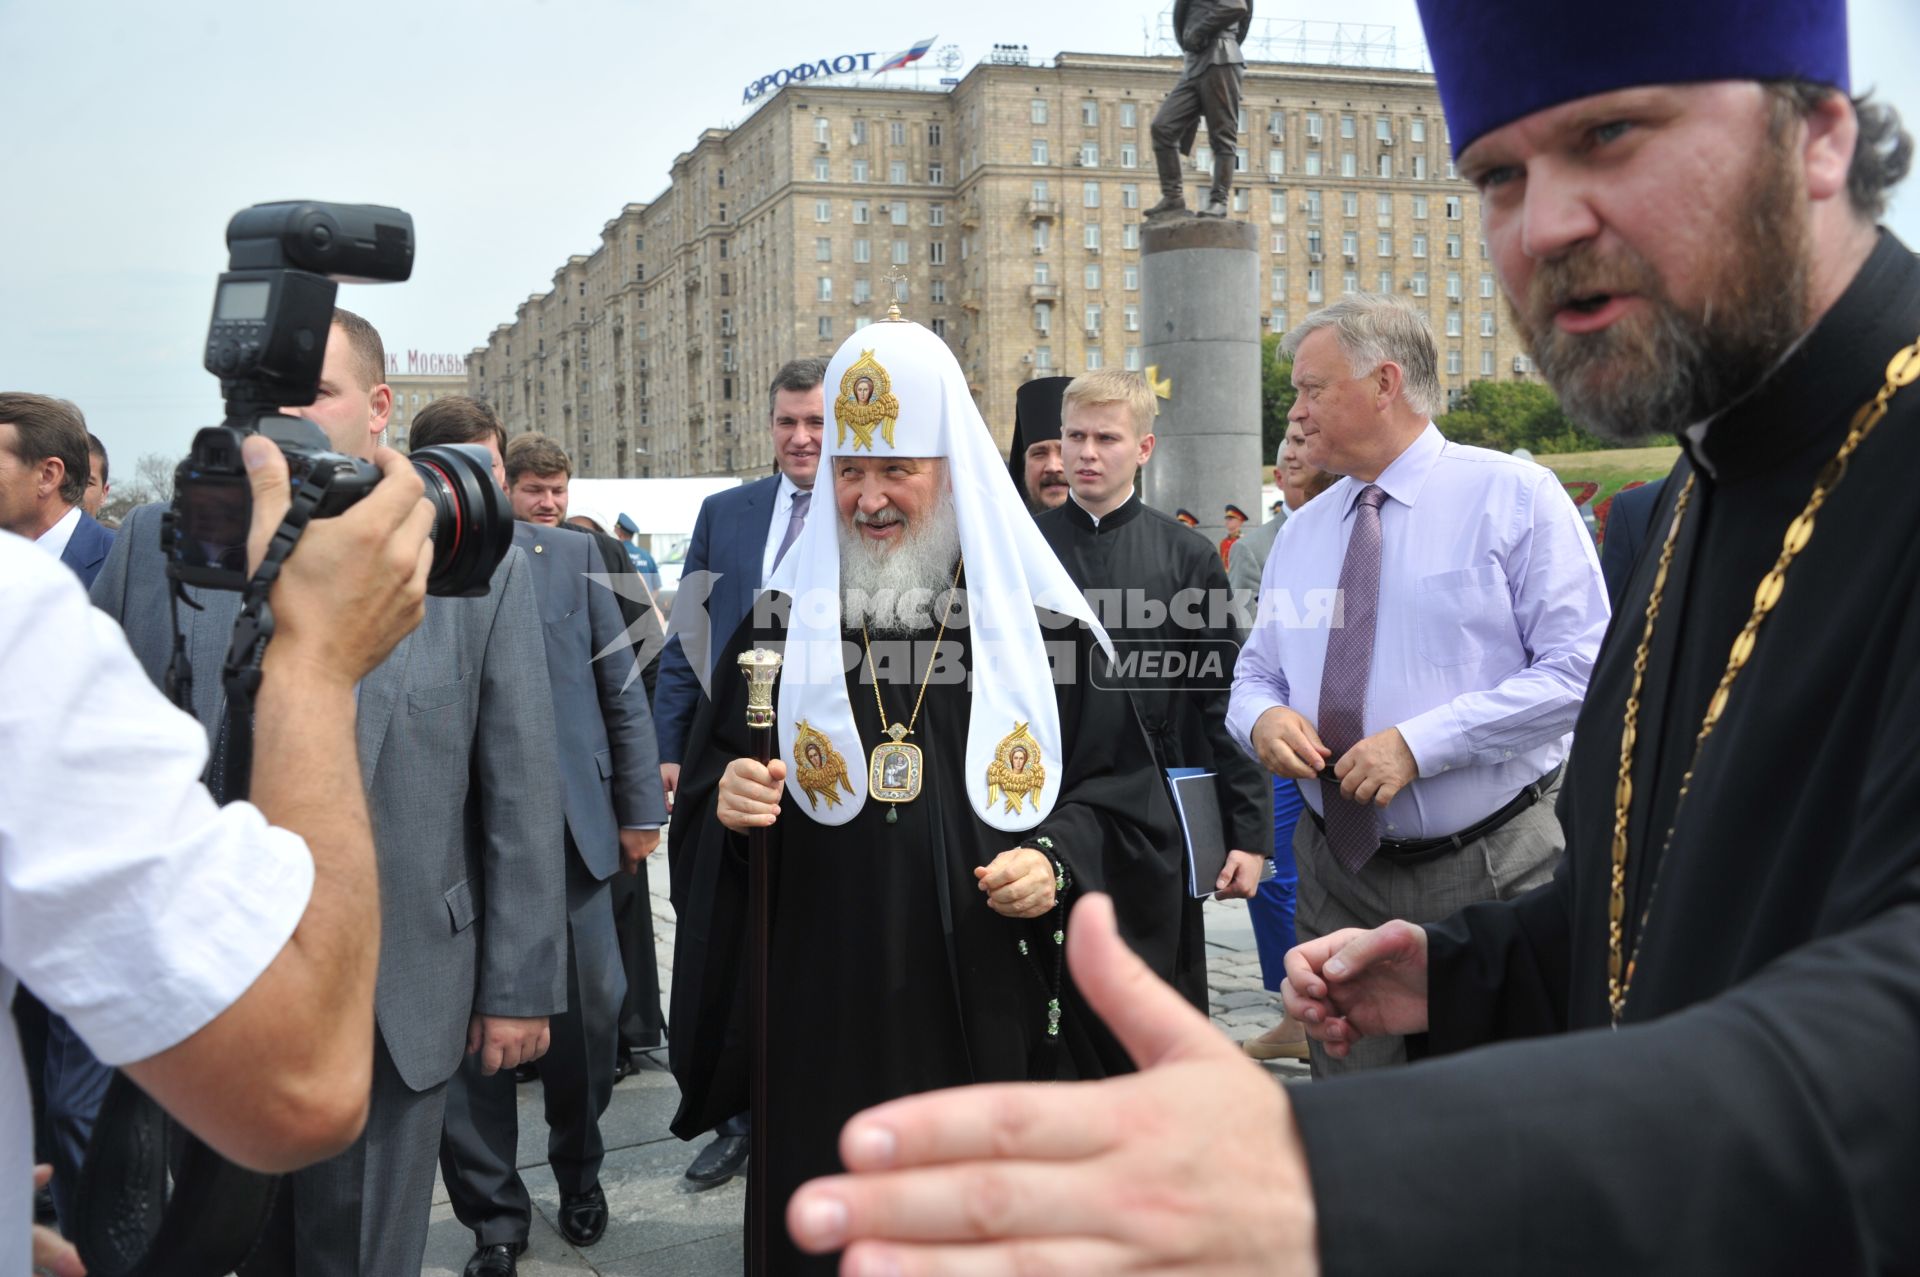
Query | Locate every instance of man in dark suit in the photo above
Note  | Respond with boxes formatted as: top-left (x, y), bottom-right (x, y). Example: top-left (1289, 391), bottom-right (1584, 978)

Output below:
top-left (0, 393), bottom-right (114, 587)
top-left (92, 311), bottom-right (566, 1274)
top-left (436, 426), bottom-right (666, 1275)
top-left (652, 355), bottom-right (826, 1188)
top-left (0, 392), bottom-right (119, 1227)
top-left (1599, 478), bottom-right (1668, 607)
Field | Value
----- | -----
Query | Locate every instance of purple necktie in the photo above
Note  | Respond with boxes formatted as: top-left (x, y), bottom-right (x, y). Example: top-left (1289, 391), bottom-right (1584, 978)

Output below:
top-left (771, 490), bottom-right (811, 572)
top-left (1317, 484), bottom-right (1386, 872)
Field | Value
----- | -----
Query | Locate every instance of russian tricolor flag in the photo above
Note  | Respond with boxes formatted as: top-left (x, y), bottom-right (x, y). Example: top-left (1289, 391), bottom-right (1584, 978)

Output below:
top-left (875, 36), bottom-right (936, 74)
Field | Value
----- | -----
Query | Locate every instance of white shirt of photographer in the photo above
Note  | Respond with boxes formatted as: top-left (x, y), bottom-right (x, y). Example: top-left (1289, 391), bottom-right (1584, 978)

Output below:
top-left (0, 532), bottom-right (314, 1264)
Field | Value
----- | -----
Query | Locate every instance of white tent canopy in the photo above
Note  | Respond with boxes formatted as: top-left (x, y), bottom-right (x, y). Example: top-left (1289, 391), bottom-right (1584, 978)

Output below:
top-left (565, 477), bottom-right (744, 538)
top-left (563, 477), bottom-right (746, 593)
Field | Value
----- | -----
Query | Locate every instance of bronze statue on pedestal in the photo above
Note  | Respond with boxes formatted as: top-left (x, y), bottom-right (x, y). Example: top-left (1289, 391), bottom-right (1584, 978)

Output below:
top-left (1146, 0), bottom-right (1253, 220)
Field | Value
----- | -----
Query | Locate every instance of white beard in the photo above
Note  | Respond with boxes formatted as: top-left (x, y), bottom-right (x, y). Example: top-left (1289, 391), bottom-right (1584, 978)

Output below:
top-left (839, 486), bottom-right (962, 635)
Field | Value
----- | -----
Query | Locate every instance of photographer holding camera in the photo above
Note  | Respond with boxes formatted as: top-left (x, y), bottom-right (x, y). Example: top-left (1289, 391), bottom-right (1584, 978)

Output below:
top-left (1, 430), bottom-right (429, 1274)
top-left (91, 301), bottom-right (568, 1273)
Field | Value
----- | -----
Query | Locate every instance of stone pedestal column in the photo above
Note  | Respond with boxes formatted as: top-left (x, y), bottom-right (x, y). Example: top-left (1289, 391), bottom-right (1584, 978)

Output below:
top-left (1139, 217), bottom-right (1262, 546)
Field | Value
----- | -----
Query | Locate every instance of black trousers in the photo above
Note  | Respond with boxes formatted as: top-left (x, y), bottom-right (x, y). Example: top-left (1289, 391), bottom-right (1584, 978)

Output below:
top-left (439, 844), bottom-right (624, 1245)
top-left (1150, 64), bottom-right (1243, 201)
top-left (609, 859), bottom-right (666, 1052)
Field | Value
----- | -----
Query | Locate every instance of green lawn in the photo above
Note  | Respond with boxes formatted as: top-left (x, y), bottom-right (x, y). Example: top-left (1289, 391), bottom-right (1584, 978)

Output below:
top-left (1538, 445), bottom-right (1679, 529)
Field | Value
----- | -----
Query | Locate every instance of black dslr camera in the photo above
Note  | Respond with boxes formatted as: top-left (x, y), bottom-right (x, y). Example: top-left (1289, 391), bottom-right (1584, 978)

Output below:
top-left (169, 200), bottom-right (510, 596)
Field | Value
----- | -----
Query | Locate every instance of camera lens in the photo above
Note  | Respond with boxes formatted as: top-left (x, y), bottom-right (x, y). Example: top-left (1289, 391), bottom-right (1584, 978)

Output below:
top-left (409, 444), bottom-right (514, 597)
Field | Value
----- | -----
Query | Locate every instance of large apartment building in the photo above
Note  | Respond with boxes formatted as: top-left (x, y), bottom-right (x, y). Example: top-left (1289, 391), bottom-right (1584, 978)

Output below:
top-left (469, 50), bottom-right (1533, 478)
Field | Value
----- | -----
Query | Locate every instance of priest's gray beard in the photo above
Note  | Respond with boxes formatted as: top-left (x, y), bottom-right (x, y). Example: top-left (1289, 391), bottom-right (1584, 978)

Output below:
top-left (1507, 113), bottom-right (1812, 444)
top-left (840, 487), bottom-right (962, 636)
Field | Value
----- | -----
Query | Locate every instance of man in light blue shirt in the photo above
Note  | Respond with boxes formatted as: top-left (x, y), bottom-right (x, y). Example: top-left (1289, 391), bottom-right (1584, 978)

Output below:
top-left (1227, 295), bottom-right (1609, 1073)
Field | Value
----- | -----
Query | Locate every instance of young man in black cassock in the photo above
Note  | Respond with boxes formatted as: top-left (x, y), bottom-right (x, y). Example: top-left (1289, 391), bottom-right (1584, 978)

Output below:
top-left (666, 319), bottom-right (1185, 1274)
top-left (1034, 370), bottom-right (1271, 1011)
top-left (776, 2), bottom-right (1920, 1273)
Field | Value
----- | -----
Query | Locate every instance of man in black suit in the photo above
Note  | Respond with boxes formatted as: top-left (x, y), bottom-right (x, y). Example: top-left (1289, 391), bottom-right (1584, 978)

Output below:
top-left (1599, 478), bottom-right (1668, 607)
top-left (652, 356), bottom-right (826, 1189)
top-left (0, 391), bottom-right (119, 1228)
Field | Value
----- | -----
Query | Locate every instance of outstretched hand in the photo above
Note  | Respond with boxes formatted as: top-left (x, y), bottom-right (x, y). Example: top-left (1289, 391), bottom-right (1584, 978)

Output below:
top-left (1281, 921), bottom-right (1431, 1059)
top-left (786, 894), bottom-right (1320, 1275)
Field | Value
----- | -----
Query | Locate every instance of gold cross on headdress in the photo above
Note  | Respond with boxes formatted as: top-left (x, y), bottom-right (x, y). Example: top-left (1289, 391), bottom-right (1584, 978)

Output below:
top-left (1144, 364), bottom-right (1173, 415)
top-left (882, 267), bottom-right (909, 322)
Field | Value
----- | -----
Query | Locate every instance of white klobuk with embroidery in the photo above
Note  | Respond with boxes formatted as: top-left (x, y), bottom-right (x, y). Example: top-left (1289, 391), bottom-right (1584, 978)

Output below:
top-left (766, 317), bottom-right (1112, 831)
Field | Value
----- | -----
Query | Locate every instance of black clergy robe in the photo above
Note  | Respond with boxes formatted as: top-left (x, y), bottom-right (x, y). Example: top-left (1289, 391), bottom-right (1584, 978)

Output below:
top-left (1288, 231), bottom-right (1920, 1274)
top-left (668, 592), bottom-right (1185, 1275)
top-left (1037, 492), bottom-right (1273, 1010)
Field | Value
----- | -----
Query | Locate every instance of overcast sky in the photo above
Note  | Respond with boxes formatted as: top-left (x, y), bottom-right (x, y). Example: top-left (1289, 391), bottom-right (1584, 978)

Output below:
top-left (4, 0), bottom-right (1916, 475)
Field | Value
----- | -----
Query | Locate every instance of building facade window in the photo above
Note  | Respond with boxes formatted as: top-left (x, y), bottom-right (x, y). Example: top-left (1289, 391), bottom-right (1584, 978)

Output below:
top-left (816, 199), bottom-right (831, 222)
top-left (815, 238), bottom-right (831, 261)
top-left (1081, 100), bottom-right (1099, 126)
top-left (852, 160), bottom-right (869, 183)
top-left (889, 161), bottom-right (907, 184)
top-left (814, 117), bottom-right (831, 144)
top-left (1120, 102), bottom-right (1137, 128)
top-left (1031, 98), bottom-right (1048, 124)
top-left (1032, 139), bottom-right (1049, 165)
top-left (853, 200), bottom-right (871, 224)
top-left (1084, 181), bottom-right (1101, 208)
top-left (1084, 263), bottom-right (1101, 289)
top-left (1124, 264), bottom-right (1140, 290)
top-left (1121, 143), bottom-right (1139, 168)
top-left (813, 157), bottom-right (830, 180)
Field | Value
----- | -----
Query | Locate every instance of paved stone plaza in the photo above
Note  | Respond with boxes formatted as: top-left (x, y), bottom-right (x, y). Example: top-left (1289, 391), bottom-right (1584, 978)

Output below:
top-left (420, 840), bottom-right (1306, 1275)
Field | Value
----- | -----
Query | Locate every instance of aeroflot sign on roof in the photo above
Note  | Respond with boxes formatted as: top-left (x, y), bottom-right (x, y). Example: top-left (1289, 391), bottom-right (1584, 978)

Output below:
top-left (741, 37), bottom-right (937, 105)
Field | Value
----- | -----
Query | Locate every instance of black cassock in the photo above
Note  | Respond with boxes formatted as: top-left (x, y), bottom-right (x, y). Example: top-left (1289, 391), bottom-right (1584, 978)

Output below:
top-left (1036, 493), bottom-right (1273, 1010)
top-left (1291, 232), bottom-right (1920, 1274)
top-left (667, 593), bottom-right (1184, 1274)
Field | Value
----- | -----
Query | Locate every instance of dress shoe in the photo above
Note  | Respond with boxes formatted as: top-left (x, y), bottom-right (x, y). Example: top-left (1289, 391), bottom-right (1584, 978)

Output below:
top-left (1143, 194), bottom-right (1188, 219)
top-left (612, 1049), bottom-right (637, 1083)
top-left (558, 1182), bottom-right (609, 1247)
top-left (684, 1132), bottom-right (750, 1190)
top-left (512, 1060), bottom-right (539, 1084)
top-left (463, 1241), bottom-right (525, 1277)
top-left (1198, 196), bottom-right (1230, 218)
top-left (1242, 1017), bottom-right (1311, 1061)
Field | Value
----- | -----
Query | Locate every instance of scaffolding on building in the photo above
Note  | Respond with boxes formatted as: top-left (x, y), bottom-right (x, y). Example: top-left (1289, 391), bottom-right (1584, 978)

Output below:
top-left (1146, 10), bottom-right (1429, 72)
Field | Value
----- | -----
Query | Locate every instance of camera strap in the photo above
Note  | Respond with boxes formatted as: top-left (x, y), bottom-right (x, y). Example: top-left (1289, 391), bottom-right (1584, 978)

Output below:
top-left (73, 478), bottom-right (331, 1277)
top-left (214, 474), bottom-right (329, 800)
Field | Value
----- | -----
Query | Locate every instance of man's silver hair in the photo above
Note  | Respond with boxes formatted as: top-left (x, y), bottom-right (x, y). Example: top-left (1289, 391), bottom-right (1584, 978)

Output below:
top-left (1281, 294), bottom-right (1442, 419)
top-left (840, 471), bottom-right (962, 636)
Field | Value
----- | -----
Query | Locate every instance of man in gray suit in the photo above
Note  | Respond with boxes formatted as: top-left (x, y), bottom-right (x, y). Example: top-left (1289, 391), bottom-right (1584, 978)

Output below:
top-left (90, 309), bottom-right (566, 1275)
top-left (434, 421), bottom-right (667, 1275)
top-left (1147, 0), bottom-right (1253, 219)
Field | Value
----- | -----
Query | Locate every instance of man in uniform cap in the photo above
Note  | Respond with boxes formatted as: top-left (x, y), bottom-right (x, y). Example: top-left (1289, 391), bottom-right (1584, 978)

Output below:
top-left (1219, 502), bottom-right (1247, 566)
top-left (612, 511), bottom-right (661, 592)
top-left (1005, 375), bottom-right (1073, 513)
top-left (1174, 507), bottom-right (1198, 527)
top-left (667, 318), bottom-right (1186, 1273)
top-left (782, 2), bottom-right (1920, 1273)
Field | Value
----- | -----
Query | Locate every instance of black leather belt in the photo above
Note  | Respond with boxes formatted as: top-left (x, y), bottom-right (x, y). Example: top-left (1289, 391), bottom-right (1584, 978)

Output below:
top-left (1308, 766), bottom-right (1561, 865)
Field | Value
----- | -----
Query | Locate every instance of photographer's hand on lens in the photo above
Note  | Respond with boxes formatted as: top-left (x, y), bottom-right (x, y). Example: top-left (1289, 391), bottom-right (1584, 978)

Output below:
top-left (242, 436), bottom-right (432, 689)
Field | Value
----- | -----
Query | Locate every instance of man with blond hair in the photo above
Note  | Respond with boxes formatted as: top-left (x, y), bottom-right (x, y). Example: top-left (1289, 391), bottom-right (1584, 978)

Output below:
top-left (1035, 368), bottom-right (1271, 1011)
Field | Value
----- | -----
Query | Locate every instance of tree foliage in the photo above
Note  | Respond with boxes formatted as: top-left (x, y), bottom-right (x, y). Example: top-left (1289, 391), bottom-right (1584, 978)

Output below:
top-left (1261, 332), bottom-right (1296, 466)
top-left (1434, 380), bottom-right (1647, 455)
